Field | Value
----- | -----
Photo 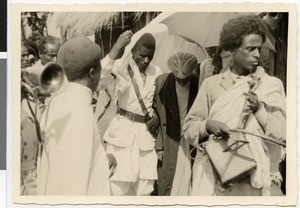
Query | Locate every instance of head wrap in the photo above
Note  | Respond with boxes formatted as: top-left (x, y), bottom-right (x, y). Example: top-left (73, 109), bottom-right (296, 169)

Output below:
top-left (167, 52), bottom-right (198, 78)
top-left (132, 33), bottom-right (156, 51)
top-left (57, 37), bottom-right (101, 81)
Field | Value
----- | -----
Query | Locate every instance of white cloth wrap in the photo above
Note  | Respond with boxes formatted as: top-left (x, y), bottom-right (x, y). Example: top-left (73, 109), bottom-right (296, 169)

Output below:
top-left (192, 67), bottom-right (285, 196)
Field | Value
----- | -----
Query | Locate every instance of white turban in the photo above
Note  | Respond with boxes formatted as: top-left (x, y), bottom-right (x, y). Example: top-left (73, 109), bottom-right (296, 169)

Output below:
top-left (167, 52), bottom-right (198, 78)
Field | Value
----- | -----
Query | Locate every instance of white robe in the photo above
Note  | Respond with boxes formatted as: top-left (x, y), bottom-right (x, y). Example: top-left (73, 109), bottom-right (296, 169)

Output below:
top-left (37, 82), bottom-right (110, 195)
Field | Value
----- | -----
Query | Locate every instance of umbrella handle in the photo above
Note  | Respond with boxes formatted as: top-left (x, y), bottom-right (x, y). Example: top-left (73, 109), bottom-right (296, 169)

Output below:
top-left (230, 128), bottom-right (286, 147)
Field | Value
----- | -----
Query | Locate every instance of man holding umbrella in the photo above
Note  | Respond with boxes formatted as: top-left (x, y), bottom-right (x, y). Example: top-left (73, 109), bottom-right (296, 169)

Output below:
top-left (183, 15), bottom-right (285, 196)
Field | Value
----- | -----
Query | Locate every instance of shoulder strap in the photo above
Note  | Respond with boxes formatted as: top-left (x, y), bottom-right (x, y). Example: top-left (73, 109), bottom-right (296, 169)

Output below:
top-left (127, 65), bottom-right (150, 117)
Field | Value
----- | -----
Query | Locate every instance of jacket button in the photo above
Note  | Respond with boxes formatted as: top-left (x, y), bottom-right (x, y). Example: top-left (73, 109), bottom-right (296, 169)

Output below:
top-left (23, 155), bottom-right (28, 160)
top-left (24, 141), bottom-right (27, 146)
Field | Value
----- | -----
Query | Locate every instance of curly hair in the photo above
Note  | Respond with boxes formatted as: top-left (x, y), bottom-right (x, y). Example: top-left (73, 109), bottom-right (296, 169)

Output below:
top-left (219, 15), bottom-right (267, 51)
top-left (37, 35), bottom-right (60, 55)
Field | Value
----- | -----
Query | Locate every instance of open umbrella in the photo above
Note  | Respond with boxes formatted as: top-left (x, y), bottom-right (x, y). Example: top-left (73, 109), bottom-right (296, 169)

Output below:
top-left (161, 12), bottom-right (275, 51)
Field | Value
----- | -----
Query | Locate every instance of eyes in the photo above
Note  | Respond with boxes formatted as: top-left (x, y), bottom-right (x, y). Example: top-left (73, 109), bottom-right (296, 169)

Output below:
top-left (47, 54), bottom-right (57, 58)
top-left (139, 54), bottom-right (153, 60)
top-left (246, 47), bottom-right (261, 53)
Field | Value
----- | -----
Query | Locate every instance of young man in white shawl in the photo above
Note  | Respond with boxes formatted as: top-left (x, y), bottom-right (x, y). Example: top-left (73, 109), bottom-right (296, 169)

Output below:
top-left (183, 15), bottom-right (286, 196)
top-left (37, 37), bottom-right (116, 195)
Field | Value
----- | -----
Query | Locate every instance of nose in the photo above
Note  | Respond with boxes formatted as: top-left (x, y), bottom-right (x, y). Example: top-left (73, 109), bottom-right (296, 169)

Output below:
top-left (143, 57), bottom-right (150, 64)
top-left (253, 48), bottom-right (260, 59)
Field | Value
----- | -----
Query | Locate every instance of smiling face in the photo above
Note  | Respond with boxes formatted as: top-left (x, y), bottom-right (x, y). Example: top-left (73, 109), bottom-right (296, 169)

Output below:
top-left (132, 46), bottom-right (154, 72)
top-left (232, 34), bottom-right (263, 75)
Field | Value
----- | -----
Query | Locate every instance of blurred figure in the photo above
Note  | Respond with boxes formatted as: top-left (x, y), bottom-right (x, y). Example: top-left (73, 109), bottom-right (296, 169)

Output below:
top-left (23, 36), bottom-right (61, 78)
top-left (37, 37), bottom-right (115, 195)
top-left (23, 40), bottom-right (40, 66)
top-left (199, 46), bottom-right (233, 88)
top-left (154, 52), bottom-right (199, 195)
top-left (21, 45), bottom-right (30, 69)
top-left (20, 71), bottom-right (42, 195)
top-left (198, 46), bottom-right (217, 88)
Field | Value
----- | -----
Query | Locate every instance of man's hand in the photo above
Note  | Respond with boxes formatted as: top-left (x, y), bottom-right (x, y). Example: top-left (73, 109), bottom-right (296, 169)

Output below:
top-left (107, 153), bottom-right (117, 169)
top-left (114, 30), bottom-right (133, 50)
top-left (109, 30), bottom-right (133, 60)
top-left (205, 120), bottom-right (231, 139)
top-left (244, 90), bottom-right (261, 113)
top-left (107, 153), bottom-right (117, 178)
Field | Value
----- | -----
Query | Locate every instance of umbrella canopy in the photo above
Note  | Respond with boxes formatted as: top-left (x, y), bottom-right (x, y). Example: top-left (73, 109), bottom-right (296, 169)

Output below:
top-left (161, 12), bottom-right (275, 51)
top-left (111, 12), bottom-right (206, 74)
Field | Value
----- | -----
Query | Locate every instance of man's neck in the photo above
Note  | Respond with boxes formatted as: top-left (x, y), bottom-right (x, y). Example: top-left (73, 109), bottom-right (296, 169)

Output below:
top-left (230, 63), bottom-right (254, 76)
top-left (139, 68), bottom-right (146, 75)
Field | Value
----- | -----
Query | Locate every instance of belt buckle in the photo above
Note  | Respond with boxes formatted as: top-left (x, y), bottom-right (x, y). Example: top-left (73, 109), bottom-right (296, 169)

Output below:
top-left (126, 111), bottom-right (135, 121)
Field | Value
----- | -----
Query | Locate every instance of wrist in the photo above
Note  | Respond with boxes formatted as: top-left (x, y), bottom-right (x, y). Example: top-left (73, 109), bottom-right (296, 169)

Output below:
top-left (109, 45), bottom-right (124, 60)
top-left (253, 102), bottom-right (263, 114)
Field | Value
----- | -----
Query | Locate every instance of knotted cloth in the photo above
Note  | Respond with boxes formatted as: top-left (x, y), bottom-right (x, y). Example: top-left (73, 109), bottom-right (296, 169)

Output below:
top-left (167, 52), bottom-right (198, 78)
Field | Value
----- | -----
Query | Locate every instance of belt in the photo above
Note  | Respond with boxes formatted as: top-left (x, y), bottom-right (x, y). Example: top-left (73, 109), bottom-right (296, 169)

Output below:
top-left (117, 108), bottom-right (147, 123)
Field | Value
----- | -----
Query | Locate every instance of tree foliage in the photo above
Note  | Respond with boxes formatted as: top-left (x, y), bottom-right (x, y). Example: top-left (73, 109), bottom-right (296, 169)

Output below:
top-left (21, 12), bottom-right (52, 42)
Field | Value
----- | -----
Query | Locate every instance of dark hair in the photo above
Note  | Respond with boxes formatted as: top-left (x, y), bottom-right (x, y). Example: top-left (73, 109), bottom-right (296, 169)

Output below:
top-left (37, 35), bottom-right (60, 55)
top-left (132, 33), bottom-right (156, 52)
top-left (219, 15), bottom-right (267, 51)
top-left (23, 40), bottom-right (39, 58)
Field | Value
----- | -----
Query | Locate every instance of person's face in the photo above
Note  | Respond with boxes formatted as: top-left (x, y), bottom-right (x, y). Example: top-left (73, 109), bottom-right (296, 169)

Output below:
top-left (40, 43), bottom-right (60, 65)
top-left (132, 46), bottom-right (154, 72)
top-left (232, 34), bottom-right (263, 74)
top-left (28, 54), bottom-right (36, 66)
top-left (21, 46), bottom-right (29, 68)
top-left (174, 73), bottom-right (193, 86)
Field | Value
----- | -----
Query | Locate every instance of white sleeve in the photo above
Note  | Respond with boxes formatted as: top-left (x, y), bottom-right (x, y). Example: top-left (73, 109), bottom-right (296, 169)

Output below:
top-left (97, 55), bottom-right (116, 91)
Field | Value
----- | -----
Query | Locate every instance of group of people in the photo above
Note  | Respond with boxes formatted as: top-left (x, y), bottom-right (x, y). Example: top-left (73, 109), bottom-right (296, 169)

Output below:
top-left (20, 15), bottom-right (286, 196)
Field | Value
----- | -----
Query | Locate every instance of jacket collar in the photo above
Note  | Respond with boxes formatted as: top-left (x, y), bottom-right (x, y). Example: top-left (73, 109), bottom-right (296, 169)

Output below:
top-left (220, 69), bottom-right (234, 90)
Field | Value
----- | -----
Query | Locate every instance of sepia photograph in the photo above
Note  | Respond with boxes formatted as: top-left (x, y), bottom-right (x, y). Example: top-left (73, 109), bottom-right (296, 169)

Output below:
top-left (10, 2), bottom-right (297, 206)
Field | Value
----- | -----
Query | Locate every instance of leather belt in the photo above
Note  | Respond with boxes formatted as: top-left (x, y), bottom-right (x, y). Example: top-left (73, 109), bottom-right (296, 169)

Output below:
top-left (117, 108), bottom-right (146, 123)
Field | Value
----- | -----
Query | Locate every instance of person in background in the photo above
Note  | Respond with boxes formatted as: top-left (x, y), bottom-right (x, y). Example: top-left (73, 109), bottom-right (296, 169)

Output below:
top-left (37, 37), bottom-right (116, 195)
top-left (23, 40), bottom-right (40, 66)
top-left (20, 70), bottom-right (42, 195)
top-left (198, 46), bottom-right (217, 88)
top-left (21, 45), bottom-right (30, 69)
top-left (183, 15), bottom-right (285, 196)
top-left (23, 35), bottom-right (61, 78)
top-left (20, 43), bottom-right (42, 195)
top-left (154, 52), bottom-right (199, 196)
top-left (102, 33), bottom-right (162, 195)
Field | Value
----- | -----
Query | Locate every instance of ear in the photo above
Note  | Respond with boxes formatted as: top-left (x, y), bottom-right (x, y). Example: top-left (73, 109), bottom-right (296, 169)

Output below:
top-left (89, 68), bottom-right (95, 79)
top-left (231, 49), bottom-right (237, 55)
